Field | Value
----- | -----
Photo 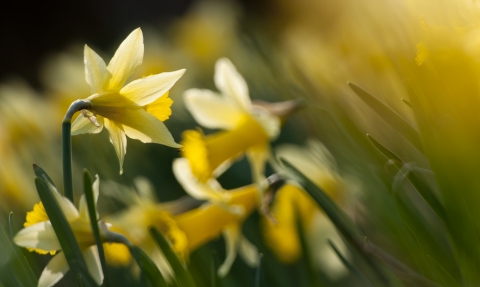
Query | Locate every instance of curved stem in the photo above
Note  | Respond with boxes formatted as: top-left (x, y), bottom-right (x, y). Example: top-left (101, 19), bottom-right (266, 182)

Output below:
top-left (62, 100), bottom-right (91, 202)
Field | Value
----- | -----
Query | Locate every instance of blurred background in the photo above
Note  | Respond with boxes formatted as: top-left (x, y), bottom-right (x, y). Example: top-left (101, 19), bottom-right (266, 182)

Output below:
top-left (2, 0), bottom-right (480, 286)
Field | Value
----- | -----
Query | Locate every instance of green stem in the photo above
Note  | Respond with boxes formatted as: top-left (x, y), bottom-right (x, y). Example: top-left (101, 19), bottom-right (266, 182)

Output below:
top-left (62, 100), bottom-right (91, 202)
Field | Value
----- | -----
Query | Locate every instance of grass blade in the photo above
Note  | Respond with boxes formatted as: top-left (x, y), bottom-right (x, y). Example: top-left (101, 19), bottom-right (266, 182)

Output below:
top-left (348, 82), bottom-right (423, 152)
top-left (255, 254), bottom-right (263, 287)
top-left (150, 227), bottom-right (197, 287)
top-left (35, 177), bottom-right (96, 286)
top-left (33, 164), bottom-right (56, 188)
top-left (83, 169), bottom-right (108, 287)
top-left (128, 245), bottom-right (168, 287)
top-left (327, 239), bottom-right (371, 286)
top-left (367, 134), bottom-right (446, 222)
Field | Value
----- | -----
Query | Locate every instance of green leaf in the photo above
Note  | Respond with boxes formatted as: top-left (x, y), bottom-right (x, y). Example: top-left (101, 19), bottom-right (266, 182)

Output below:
top-left (128, 245), bottom-right (168, 287)
top-left (83, 169), bottom-right (108, 287)
top-left (255, 254), bottom-right (263, 287)
top-left (0, 224), bottom-right (37, 287)
top-left (149, 227), bottom-right (197, 287)
top-left (327, 239), bottom-right (371, 286)
top-left (34, 177), bottom-right (97, 287)
top-left (367, 134), bottom-right (447, 222)
top-left (279, 158), bottom-right (399, 287)
top-left (348, 82), bottom-right (423, 152)
top-left (32, 164), bottom-right (56, 188)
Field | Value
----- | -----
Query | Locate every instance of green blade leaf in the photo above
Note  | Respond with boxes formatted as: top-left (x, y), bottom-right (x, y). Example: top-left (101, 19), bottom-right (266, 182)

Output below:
top-left (367, 134), bottom-right (446, 222)
top-left (149, 227), bottom-right (197, 287)
top-left (348, 82), bottom-right (423, 152)
top-left (83, 169), bottom-right (108, 287)
top-left (279, 158), bottom-right (398, 287)
top-left (34, 177), bottom-right (97, 287)
top-left (32, 164), bottom-right (56, 188)
top-left (327, 239), bottom-right (371, 286)
top-left (128, 245), bottom-right (168, 287)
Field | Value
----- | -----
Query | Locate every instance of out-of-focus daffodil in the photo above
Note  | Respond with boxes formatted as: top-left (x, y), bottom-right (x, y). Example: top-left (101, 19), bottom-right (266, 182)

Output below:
top-left (173, 157), bottom-right (260, 276)
top-left (182, 58), bottom-right (291, 184)
top-left (70, 28), bottom-right (185, 173)
top-left (262, 140), bottom-right (348, 279)
top-left (14, 176), bottom-right (104, 287)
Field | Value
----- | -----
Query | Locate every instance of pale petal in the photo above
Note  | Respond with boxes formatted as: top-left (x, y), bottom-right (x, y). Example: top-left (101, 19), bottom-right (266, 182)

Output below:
top-left (38, 253), bottom-right (69, 287)
top-left (120, 69), bottom-right (185, 106)
top-left (106, 28), bottom-right (144, 91)
top-left (214, 58), bottom-right (251, 111)
top-left (113, 109), bottom-right (181, 148)
top-left (218, 224), bottom-right (240, 277)
top-left (83, 246), bottom-right (104, 286)
top-left (71, 114), bottom-right (104, 136)
top-left (14, 221), bottom-right (61, 251)
top-left (172, 158), bottom-right (225, 201)
top-left (183, 89), bottom-right (244, 130)
top-left (134, 177), bottom-right (157, 202)
top-left (84, 45), bottom-right (107, 94)
top-left (79, 175), bottom-right (100, 221)
top-left (238, 235), bottom-right (259, 267)
top-left (104, 118), bottom-right (127, 174)
top-left (48, 183), bottom-right (79, 221)
top-left (149, 246), bottom-right (174, 282)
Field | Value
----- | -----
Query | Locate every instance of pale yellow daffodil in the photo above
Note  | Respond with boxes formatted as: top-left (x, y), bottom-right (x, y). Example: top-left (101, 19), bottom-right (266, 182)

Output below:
top-left (173, 157), bottom-right (260, 276)
top-left (14, 176), bottom-right (104, 287)
top-left (262, 140), bottom-right (349, 279)
top-left (71, 28), bottom-right (185, 173)
top-left (182, 58), bottom-right (282, 184)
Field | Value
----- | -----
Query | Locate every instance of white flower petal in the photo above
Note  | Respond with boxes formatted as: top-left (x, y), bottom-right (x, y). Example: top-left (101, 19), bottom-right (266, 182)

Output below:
top-left (106, 28), bottom-right (144, 91)
top-left (38, 253), bottom-right (69, 287)
top-left (71, 115), bottom-right (104, 136)
top-left (218, 224), bottom-right (240, 277)
top-left (214, 58), bottom-right (251, 111)
top-left (172, 158), bottom-right (225, 201)
top-left (113, 109), bottom-right (180, 148)
top-left (84, 45), bottom-right (107, 94)
top-left (104, 118), bottom-right (127, 174)
top-left (183, 89), bottom-right (244, 130)
top-left (120, 69), bottom-right (185, 106)
top-left (48, 183), bottom-right (79, 221)
top-left (14, 221), bottom-right (61, 251)
top-left (83, 246), bottom-right (104, 286)
top-left (238, 235), bottom-right (259, 267)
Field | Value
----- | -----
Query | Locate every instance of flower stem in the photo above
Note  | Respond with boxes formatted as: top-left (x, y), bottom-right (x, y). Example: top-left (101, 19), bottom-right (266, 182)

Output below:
top-left (62, 100), bottom-right (91, 202)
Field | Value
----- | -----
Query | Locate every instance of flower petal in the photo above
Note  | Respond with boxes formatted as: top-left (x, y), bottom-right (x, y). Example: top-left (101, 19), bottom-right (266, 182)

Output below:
top-left (83, 246), bottom-right (104, 286)
top-left (183, 88), bottom-right (244, 130)
top-left (172, 158), bottom-right (226, 201)
top-left (38, 253), bottom-right (69, 287)
top-left (84, 45), bottom-right (107, 94)
top-left (71, 115), bottom-right (104, 136)
top-left (104, 118), bottom-right (127, 174)
top-left (218, 224), bottom-right (240, 277)
top-left (113, 109), bottom-right (181, 148)
top-left (214, 58), bottom-right (251, 111)
top-left (238, 235), bottom-right (259, 267)
top-left (14, 221), bottom-right (61, 254)
top-left (48, 183), bottom-right (79, 221)
top-left (106, 28), bottom-right (144, 91)
top-left (120, 69), bottom-right (185, 106)
top-left (246, 144), bottom-right (269, 185)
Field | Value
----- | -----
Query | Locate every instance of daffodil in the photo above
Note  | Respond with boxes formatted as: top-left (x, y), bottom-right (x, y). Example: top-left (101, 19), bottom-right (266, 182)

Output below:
top-left (262, 140), bottom-right (348, 279)
top-left (182, 58), bottom-right (298, 184)
top-left (13, 176), bottom-right (104, 287)
top-left (173, 157), bottom-right (260, 276)
top-left (70, 28), bottom-right (185, 173)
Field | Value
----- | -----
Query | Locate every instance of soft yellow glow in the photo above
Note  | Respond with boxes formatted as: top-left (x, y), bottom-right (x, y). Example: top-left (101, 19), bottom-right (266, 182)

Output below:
top-left (104, 242), bottom-right (132, 267)
top-left (181, 115), bottom-right (268, 182)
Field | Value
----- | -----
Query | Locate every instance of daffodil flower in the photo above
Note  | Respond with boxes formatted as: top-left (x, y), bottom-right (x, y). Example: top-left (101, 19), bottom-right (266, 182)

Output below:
top-left (173, 157), bottom-right (260, 276)
top-left (262, 140), bottom-right (349, 278)
top-left (14, 176), bottom-right (104, 287)
top-left (182, 58), bottom-right (297, 184)
top-left (70, 28), bottom-right (185, 173)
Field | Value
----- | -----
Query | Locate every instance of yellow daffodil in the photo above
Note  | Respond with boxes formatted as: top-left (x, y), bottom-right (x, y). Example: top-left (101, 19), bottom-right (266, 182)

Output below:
top-left (182, 58), bottom-right (285, 184)
top-left (70, 28), bottom-right (185, 173)
top-left (173, 157), bottom-right (260, 276)
top-left (262, 140), bottom-right (348, 279)
top-left (13, 176), bottom-right (104, 287)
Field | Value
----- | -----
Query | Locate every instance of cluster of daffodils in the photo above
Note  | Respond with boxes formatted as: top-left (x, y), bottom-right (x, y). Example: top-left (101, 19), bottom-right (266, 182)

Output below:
top-left (11, 26), bottom-right (348, 287)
